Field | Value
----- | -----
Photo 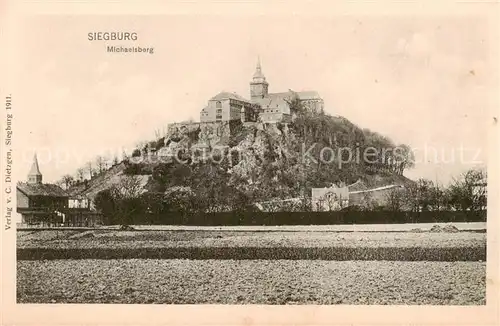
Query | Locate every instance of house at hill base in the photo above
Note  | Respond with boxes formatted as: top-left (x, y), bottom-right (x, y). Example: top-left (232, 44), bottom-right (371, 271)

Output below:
top-left (17, 154), bottom-right (103, 228)
top-left (348, 184), bottom-right (406, 210)
top-left (310, 181), bottom-right (406, 211)
top-left (68, 194), bottom-right (91, 209)
top-left (311, 185), bottom-right (350, 211)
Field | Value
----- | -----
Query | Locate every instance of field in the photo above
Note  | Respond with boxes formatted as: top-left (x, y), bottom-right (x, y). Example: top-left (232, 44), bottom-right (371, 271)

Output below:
top-left (17, 227), bottom-right (486, 261)
top-left (18, 229), bottom-right (487, 248)
top-left (16, 223), bottom-right (487, 304)
top-left (17, 260), bottom-right (485, 304)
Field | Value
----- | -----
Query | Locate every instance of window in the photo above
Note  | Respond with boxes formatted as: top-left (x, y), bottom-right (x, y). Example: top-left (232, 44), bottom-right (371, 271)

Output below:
top-left (216, 109), bottom-right (222, 114)
top-left (216, 101), bottom-right (222, 108)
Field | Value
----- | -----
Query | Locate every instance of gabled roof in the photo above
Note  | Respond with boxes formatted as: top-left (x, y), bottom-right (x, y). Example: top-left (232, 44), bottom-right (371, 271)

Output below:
top-left (210, 91), bottom-right (250, 102)
top-left (17, 182), bottom-right (68, 197)
top-left (296, 91), bottom-right (322, 100)
top-left (268, 92), bottom-right (295, 100)
top-left (253, 92), bottom-right (294, 114)
top-left (252, 90), bottom-right (323, 114)
top-left (266, 90), bottom-right (322, 101)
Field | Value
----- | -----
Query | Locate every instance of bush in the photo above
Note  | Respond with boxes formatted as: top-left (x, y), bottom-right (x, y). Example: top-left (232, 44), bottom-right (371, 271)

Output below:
top-left (17, 246), bottom-right (486, 261)
top-left (131, 149), bottom-right (141, 157)
top-left (112, 210), bottom-right (486, 226)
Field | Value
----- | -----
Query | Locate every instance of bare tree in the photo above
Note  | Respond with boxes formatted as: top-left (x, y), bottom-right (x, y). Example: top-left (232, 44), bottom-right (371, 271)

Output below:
top-left (86, 161), bottom-right (95, 179)
top-left (446, 168), bottom-right (487, 212)
top-left (385, 187), bottom-right (404, 211)
top-left (95, 155), bottom-right (107, 174)
top-left (110, 175), bottom-right (146, 228)
top-left (154, 128), bottom-right (161, 139)
top-left (76, 167), bottom-right (86, 181)
top-left (121, 148), bottom-right (129, 161)
top-left (361, 191), bottom-right (376, 210)
top-left (59, 174), bottom-right (75, 190)
top-left (393, 144), bottom-right (415, 175)
top-left (114, 175), bottom-right (144, 199)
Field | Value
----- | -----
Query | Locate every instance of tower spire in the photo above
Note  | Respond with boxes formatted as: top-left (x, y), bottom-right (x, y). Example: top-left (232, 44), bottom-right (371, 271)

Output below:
top-left (250, 55), bottom-right (269, 100)
top-left (253, 56), bottom-right (265, 79)
top-left (28, 152), bottom-right (42, 184)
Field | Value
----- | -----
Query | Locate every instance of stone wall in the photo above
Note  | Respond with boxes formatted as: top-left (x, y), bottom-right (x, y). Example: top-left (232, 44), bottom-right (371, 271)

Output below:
top-left (166, 120), bottom-right (241, 148)
top-left (349, 185), bottom-right (405, 209)
top-left (260, 111), bottom-right (292, 123)
top-left (301, 99), bottom-right (324, 113)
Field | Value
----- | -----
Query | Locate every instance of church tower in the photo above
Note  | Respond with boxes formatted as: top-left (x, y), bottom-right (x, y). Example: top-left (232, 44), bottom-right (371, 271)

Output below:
top-left (27, 153), bottom-right (42, 184)
top-left (250, 57), bottom-right (269, 101)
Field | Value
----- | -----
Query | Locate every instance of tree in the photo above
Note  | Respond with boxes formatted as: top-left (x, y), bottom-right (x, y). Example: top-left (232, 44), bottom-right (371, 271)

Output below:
top-left (121, 149), bottom-right (130, 162)
top-left (131, 148), bottom-right (141, 157)
top-left (446, 168), bottom-right (487, 212)
top-left (106, 175), bottom-right (146, 227)
top-left (94, 189), bottom-right (117, 224)
top-left (86, 161), bottom-right (96, 179)
top-left (95, 155), bottom-right (107, 174)
top-left (415, 178), bottom-right (435, 211)
top-left (392, 144), bottom-right (415, 175)
top-left (402, 183), bottom-right (420, 213)
top-left (428, 183), bottom-right (447, 211)
top-left (76, 167), bottom-right (86, 181)
top-left (59, 174), bottom-right (74, 190)
top-left (142, 143), bottom-right (149, 156)
top-left (163, 186), bottom-right (198, 216)
top-left (93, 176), bottom-right (147, 226)
top-left (115, 175), bottom-right (144, 199)
top-left (385, 187), bottom-right (405, 212)
top-left (360, 191), bottom-right (377, 210)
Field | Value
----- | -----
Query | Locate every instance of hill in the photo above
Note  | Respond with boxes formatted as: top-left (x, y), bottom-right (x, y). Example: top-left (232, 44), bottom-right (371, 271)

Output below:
top-left (69, 101), bottom-right (415, 212)
top-left (68, 162), bottom-right (151, 205)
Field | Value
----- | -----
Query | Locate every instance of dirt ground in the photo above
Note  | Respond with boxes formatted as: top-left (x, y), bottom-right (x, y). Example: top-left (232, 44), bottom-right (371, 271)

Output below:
top-left (17, 226), bottom-right (486, 304)
top-left (17, 259), bottom-right (486, 305)
top-left (17, 229), bottom-right (486, 249)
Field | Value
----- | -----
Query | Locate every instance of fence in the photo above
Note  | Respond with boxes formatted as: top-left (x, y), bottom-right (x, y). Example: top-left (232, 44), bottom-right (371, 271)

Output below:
top-left (18, 209), bottom-right (104, 228)
top-left (119, 210), bottom-right (487, 226)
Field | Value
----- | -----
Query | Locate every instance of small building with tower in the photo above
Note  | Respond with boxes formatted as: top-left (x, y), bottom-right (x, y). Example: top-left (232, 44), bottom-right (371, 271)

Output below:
top-left (17, 154), bottom-right (103, 228)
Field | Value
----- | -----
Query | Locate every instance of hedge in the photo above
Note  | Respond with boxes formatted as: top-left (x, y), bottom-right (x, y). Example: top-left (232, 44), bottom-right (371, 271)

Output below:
top-left (17, 245), bottom-right (486, 261)
top-left (121, 210), bottom-right (487, 226)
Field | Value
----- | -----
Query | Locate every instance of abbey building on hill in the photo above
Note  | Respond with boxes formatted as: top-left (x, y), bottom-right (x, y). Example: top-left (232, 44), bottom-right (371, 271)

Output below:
top-left (158, 58), bottom-right (325, 157)
top-left (200, 58), bottom-right (324, 124)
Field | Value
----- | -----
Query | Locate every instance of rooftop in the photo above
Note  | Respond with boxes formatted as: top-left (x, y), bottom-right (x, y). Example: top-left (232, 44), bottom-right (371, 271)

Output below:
top-left (210, 91), bottom-right (251, 102)
top-left (253, 92), bottom-right (294, 114)
top-left (296, 90), bottom-right (322, 101)
top-left (28, 153), bottom-right (42, 176)
top-left (17, 182), bottom-right (68, 197)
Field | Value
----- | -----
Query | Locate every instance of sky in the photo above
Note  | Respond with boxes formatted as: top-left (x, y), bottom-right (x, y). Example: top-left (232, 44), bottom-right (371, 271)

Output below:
top-left (9, 15), bottom-right (496, 185)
